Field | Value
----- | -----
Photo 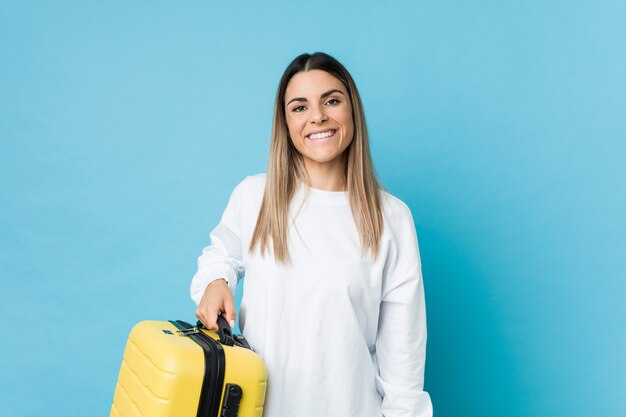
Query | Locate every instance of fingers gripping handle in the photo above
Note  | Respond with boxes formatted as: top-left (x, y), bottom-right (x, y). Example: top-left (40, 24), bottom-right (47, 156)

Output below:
top-left (197, 314), bottom-right (234, 346)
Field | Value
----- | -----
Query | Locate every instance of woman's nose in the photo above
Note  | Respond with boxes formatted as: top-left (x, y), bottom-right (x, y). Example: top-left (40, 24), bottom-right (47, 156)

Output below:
top-left (309, 105), bottom-right (328, 123)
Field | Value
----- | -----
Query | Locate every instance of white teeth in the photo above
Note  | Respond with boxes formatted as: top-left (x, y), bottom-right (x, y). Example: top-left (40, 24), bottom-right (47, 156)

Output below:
top-left (308, 130), bottom-right (335, 140)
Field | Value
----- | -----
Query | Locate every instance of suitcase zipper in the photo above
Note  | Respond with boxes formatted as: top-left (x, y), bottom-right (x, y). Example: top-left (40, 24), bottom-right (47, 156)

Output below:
top-left (170, 320), bottom-right (226, 417)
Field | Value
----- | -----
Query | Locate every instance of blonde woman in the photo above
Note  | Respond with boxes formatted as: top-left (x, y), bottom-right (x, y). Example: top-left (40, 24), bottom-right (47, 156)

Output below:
top-left (191, 52), bottom-right (433, 417)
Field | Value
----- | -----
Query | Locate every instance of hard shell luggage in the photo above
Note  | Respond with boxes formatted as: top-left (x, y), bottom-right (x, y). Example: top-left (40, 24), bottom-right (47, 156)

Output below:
top-left (109, 317), bottom-right (267, 417)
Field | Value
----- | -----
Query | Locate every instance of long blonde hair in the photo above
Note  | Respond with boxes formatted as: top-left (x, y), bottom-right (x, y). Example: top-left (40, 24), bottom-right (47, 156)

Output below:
top-left (250, 52), bottom-right (383, 263)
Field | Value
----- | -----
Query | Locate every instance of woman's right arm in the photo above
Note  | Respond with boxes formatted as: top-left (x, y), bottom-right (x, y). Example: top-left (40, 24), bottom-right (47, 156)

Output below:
top-left (190, 180), bottom-right (246, 331)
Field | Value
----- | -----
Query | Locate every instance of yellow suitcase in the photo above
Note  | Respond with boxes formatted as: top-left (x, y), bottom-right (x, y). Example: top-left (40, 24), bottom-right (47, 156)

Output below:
top-left (110, 317), bottom-right (267, 417)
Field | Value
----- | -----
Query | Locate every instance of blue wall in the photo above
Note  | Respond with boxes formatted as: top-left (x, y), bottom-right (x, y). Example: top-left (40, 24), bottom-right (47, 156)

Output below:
top-left (1, 1), bottom-right (624, 416)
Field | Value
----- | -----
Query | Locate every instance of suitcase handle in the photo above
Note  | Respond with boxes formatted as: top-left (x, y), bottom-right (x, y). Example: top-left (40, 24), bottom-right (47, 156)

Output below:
top-left (196, 315), bottom-right (235, 347)
top-left (216, 315), bottom-right (235, 347)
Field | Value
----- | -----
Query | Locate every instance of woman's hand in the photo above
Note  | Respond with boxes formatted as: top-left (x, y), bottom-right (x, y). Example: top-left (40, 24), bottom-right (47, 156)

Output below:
top-left (195, 278), bottom-right (236, 331)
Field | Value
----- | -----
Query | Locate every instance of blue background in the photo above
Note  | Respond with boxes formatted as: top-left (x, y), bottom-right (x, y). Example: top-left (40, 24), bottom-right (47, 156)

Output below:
top-left (1, 1), bottom-right (625, 416)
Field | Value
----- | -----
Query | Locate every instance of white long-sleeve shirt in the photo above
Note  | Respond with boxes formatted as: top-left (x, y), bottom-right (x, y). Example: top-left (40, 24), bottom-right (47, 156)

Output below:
top-left (190, 174), bottom-right (433, 417)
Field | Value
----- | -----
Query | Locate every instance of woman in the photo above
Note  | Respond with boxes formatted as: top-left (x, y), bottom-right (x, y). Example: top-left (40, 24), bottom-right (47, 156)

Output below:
top-left (191, 52), bottom-right (433, 417)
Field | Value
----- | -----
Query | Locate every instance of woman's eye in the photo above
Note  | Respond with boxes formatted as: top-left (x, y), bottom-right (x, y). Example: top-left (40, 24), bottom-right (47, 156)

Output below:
top-left (292, 105), bottom-right (305, 112)
top-left (326, 98), bottom-right (341, 105)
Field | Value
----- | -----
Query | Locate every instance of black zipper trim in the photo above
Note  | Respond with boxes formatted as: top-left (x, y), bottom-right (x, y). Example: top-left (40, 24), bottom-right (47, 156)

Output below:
top-left (170, 320), bottom-right (226, 417)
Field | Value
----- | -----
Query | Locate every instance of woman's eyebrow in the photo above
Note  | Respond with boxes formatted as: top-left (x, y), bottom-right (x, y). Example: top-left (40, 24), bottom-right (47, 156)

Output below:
top-left (286, 89), bottom-right (345, 106)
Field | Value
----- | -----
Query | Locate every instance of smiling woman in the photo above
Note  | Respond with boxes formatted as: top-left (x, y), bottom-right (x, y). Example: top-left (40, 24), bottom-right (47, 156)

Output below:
top-left (284, 72), bottom-right (355, 180)
top-left (190, 52), bottom-right (433, 417)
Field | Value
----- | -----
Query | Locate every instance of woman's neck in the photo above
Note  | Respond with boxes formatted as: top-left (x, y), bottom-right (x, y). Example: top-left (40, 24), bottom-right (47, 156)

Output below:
top-left (303, 159), bottom-right (347, 191)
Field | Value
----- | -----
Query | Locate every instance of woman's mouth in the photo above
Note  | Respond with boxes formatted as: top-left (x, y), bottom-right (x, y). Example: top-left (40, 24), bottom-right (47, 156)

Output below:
top-left (307, 129), bottom-right (337, 140)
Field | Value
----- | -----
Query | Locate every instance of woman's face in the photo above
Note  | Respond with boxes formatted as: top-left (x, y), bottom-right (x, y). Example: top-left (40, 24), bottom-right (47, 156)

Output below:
top-left (284, 69), bottom-right (354, 171)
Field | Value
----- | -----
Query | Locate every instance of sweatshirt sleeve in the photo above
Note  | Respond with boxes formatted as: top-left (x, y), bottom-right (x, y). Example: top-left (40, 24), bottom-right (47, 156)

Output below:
top-left (190, 180), bottom-right (246, 306)
top-left (375, 201), bottom-right (433, 417)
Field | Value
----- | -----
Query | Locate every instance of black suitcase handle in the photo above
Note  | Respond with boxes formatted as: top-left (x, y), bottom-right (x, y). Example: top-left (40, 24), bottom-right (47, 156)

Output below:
top-left (196, 315), bottom-right (235, 346)
top-left (195, 315), bottom-right (253, 350)
top-left (216, 315), bottom-right (235, 347)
